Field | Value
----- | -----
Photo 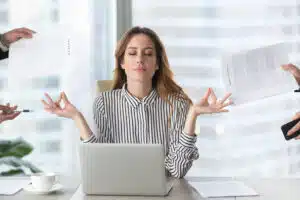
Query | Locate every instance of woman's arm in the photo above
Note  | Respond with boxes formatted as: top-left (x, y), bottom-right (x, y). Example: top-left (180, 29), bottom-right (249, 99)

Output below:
top-left (165, 88), bottom-right (233, 178)
top-left (82, 94), bottom-right (113, 143)
top-left (41, 92), bottom-right (112, 142)
top-left (164, 101), bottom-right (199, 178)
top-left (184, 88), bottom-right (232, 136)
top-left (73, 112), bottom-right (93, 140)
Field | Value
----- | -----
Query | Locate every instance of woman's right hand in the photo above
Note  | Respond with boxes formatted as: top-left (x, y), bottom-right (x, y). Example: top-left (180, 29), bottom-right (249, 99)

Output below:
top-left (41, 92), bottom-right (80, 119)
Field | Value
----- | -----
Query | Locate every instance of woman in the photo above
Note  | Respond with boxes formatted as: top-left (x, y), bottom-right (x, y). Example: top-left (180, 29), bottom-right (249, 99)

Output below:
top-left (42, 26), bottom-right (232, 178)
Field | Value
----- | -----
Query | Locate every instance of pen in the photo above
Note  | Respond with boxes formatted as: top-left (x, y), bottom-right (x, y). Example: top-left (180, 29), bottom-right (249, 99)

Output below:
top-left (1, 109), bottom-right (34, 114)
top-left (17, 109), bottom-right (34, 113)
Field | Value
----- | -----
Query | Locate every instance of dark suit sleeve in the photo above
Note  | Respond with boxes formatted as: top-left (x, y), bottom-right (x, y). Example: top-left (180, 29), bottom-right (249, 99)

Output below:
top-left (0, 49), bottom-right (8, 60)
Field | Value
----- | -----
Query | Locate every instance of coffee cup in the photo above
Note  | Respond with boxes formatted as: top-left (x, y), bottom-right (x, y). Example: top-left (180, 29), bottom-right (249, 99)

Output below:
top-left (30, 172), bottom-right (57, 191)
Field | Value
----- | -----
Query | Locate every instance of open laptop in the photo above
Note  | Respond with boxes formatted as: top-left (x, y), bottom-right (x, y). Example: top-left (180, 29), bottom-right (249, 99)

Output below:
top-left (78, 143), bottom-right (173, 196)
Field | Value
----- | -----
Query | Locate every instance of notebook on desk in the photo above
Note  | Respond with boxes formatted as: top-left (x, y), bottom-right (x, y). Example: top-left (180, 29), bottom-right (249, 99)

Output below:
top-left (189, 180), bottom-right (259, 198)
top-left (78, 143), bottom-right (174, 196)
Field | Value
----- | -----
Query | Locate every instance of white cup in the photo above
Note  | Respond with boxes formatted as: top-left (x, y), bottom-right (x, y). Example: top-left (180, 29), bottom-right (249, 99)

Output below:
top-left (30, 172), bottom-right (57, 191)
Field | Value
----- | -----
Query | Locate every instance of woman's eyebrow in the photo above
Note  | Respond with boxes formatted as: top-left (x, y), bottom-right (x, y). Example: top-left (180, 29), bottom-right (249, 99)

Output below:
top-left (127, 46), bottom-right (153, 50)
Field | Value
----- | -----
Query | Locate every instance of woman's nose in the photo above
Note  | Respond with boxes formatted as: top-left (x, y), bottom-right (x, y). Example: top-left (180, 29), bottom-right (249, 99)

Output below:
top-left (136, 54), bottom-right (144, 64)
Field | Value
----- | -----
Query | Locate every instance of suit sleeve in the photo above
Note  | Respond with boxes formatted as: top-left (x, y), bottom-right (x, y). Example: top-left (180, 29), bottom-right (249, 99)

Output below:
top-left (0, 49), bottom-right (8, 60)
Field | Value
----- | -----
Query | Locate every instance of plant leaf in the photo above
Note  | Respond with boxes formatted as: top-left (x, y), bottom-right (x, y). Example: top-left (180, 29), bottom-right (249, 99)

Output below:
top-left (0, 138), bottom-right (33, 158)
top-left (1, 169), bottom-right (24, 176)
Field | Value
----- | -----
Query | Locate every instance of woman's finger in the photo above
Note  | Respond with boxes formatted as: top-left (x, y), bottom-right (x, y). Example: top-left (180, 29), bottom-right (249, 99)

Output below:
top-left (54, 93), bottom-right (63, 109)
top-left (41, 99), bottom-right (50, 107)
top-left (44, 93), bottom-right (55, 105)
top-left (202, 88), bottom-right (211, 100)
top-left (219, 93), bottom-right (232, 105)
top-left (57, 93), bottom-right (63, 103)
top-left (62, 92), bottom-right (70, 104)
top-left (220, 100), bottom-right (233, 109)
top-left (210, 89), bottom-right (217, 104)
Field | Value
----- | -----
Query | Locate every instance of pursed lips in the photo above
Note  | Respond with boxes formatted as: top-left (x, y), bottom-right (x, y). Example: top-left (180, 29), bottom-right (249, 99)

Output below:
top-left (134, 65), bottom-right (146, 71)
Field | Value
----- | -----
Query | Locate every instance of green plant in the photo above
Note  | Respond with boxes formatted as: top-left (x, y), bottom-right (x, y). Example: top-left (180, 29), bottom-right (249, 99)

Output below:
top-left (0, 137), bottom-right (42, 176)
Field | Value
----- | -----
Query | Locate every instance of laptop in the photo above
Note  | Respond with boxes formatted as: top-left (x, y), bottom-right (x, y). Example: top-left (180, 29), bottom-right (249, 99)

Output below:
top-left (78, 143), bottom-right (174, 196)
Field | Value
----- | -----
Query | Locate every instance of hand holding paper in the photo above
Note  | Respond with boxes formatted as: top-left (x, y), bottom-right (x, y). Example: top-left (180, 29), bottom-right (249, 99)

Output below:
top-left (221, 42), bottom-right (296, 105)
top-left (281, 63), bottom-right (300, 86)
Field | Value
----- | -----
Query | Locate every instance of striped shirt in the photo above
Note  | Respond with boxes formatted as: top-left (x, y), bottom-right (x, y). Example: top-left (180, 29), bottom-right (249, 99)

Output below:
top-left (84, 84), bottom-right (199, 178)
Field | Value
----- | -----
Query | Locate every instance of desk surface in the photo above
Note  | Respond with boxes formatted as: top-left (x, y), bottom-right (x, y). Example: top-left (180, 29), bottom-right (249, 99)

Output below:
top-left (2, 176), bottom-right (300, 200)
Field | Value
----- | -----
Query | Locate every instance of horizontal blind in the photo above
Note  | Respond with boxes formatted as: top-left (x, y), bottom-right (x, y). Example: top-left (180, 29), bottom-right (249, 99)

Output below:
top-left (132, 0), bottom-right (300, 177)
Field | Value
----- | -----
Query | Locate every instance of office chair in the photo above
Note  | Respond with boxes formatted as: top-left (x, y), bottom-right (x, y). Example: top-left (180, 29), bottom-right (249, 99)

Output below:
top-left (96, 80), bottom-right (113, 93)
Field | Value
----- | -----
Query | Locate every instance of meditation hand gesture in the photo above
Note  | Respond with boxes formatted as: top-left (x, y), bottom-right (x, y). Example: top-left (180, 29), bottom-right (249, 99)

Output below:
top-left (190, 88), bottom-right (233, 117)
top-left (42, 92), bottom-right (79, 119)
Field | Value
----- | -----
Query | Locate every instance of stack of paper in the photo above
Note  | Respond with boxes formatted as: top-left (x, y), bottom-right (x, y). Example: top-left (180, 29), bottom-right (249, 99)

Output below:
top-left (221, 42), bottom-right (296, 105)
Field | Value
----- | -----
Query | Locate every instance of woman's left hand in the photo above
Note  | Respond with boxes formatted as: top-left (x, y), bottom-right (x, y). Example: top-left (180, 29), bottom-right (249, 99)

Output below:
top-left (189, 88), bottom-right (233, 117)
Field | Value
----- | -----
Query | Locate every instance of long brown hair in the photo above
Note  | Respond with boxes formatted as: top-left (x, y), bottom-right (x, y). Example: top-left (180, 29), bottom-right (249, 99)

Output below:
top-left (112, 26), bottom-right (192, 107)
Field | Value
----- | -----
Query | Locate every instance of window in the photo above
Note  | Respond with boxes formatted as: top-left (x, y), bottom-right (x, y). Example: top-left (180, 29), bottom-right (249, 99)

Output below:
top-left (36, 119), bottom-right (62, 132)
top-left (0, 78), bottom-right (7, 90)
top-left (0, 0), bottom-right (114, 177)
top-left (40, 140), bottom-right (61, 153)
top-left (32, 76), bottom-right (60, 89)
top-left (0, 11), bottom-right (8, 24)
top-left (51, 9), bottom-right (59, 23)
top-left (132, 0), bottom-right (300, 177)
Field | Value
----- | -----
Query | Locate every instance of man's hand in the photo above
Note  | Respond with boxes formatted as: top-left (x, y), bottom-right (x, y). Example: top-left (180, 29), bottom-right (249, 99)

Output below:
top-left (281, 64), bottom-right (300, 86)
top-left (2, 27), bottom-right (35, 47)
top-left (0, 104), bottom-right (21, 124)
top-left (287, 112), bottom-right (300, 139)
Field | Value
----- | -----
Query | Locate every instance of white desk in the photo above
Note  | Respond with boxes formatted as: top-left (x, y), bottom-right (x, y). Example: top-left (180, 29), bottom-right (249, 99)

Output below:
top-left (2, 177), bottom-right (300, 200)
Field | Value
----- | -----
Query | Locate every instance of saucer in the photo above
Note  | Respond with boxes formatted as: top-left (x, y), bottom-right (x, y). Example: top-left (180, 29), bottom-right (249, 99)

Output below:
top-left (23, 183), bottom-right (63, 195)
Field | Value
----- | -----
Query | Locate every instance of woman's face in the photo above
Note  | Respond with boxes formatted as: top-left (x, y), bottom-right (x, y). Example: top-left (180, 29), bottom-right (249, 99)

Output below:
top-left (121, 34), bottom-right (158, 84)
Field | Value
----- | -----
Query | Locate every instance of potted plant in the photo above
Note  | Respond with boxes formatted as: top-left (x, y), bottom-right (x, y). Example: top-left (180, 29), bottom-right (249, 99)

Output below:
top-left (0, 137), bottom-right (42, 176)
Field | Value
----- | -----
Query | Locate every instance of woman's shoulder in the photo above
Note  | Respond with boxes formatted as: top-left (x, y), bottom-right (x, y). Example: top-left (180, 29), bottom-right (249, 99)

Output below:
top-left (167, 93), bottom-right (191, 111)
top-left (94, 89), bottom-right (123, 104)
top-left (93, 89), bottom-right (123, 113)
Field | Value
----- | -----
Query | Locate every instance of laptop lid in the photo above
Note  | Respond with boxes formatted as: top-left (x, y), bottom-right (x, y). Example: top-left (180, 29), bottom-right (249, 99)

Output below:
top-left (79, 143), bottom-right (169, 196)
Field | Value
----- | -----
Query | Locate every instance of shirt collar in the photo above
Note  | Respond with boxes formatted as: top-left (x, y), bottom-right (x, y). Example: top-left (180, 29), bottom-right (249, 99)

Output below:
top-left (121, 84), bottom-right (158, 108)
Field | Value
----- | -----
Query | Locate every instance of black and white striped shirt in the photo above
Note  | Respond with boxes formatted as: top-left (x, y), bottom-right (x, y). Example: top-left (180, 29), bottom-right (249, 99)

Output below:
top-left (84, 85), bottom-right (199, 178)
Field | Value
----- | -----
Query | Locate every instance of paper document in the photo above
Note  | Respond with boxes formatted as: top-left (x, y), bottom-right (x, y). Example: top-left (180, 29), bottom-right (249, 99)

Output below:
top-left (189, 180), bottom-right (259, 198)
top-left (221, 42), bottom-right (296, 105)
top-left (0, 179), bottom-right (31, 195)
top-left (7, 28), bottom-right (71, 90)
